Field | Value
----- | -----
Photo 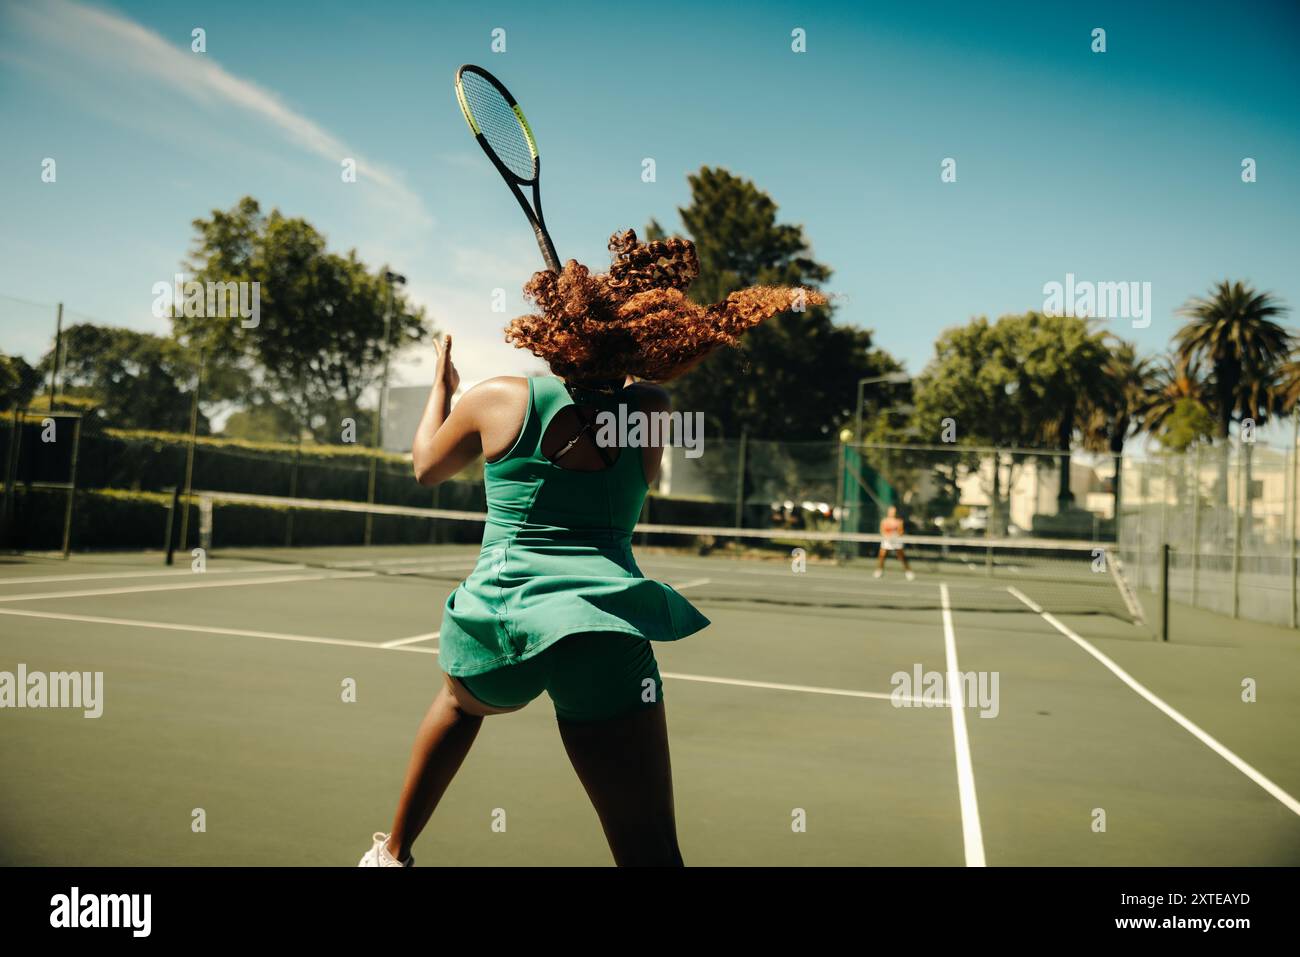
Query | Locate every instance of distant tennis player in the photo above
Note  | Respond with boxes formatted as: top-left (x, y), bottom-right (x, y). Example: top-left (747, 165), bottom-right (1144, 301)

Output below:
top-left (359, 230), bottom-right (825, 867)
top-left (873, 505), bottom-right (915, 581)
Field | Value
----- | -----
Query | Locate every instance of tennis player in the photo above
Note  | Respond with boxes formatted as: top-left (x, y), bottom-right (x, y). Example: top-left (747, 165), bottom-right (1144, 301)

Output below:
top-left (360, 229), bottom-right (825, 867)
top-left (873, 505), bottom-right (915, 581)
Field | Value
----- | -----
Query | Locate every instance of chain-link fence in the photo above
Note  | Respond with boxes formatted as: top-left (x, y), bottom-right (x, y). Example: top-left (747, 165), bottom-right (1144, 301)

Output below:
top-left (1117, 438), bottom-right (1299, 627)
top-left (658, 438), bottom-right (1120, 540)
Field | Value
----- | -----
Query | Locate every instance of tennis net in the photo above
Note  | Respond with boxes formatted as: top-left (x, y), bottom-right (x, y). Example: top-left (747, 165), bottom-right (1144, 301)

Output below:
top-left (187, 490), bottom-right (1146, 624)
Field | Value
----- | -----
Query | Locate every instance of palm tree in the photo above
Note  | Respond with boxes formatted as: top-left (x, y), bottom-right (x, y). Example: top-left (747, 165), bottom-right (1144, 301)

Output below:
top-left (1174, 280), bottom-right (1291, 502)
top-left (1142, 353), bottom-right (1212, 439)
top-left (1274, 354), bottom-right (1300, 414)
top-left (1081, 339), bottom-right (1154, 520)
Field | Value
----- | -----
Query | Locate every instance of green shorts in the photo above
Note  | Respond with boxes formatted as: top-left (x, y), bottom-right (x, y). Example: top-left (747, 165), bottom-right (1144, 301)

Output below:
top-left (455, 631), bottom-right (663, 723)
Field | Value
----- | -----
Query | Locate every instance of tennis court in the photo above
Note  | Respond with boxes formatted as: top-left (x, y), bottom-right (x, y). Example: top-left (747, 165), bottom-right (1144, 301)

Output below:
top-left (3, 511), bottom-right (1299, 867)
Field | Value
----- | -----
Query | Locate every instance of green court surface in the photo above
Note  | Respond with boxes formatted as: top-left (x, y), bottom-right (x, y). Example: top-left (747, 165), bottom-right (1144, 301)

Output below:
top-left (1, 543), bottom-right (1298, 866)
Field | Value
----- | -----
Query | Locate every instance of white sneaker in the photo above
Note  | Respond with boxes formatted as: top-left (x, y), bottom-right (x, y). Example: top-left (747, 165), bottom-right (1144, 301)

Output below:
top-left (873, 569), bottom-right (883, 579)
top-left (359, 832), bottom-right (413, 867)
top-left (905, 570), bottom-right (916, 581)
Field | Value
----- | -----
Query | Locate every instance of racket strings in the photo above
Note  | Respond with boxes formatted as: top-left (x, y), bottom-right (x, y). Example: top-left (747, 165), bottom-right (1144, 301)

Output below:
top-left (460, 74), bottom-right (536, 181)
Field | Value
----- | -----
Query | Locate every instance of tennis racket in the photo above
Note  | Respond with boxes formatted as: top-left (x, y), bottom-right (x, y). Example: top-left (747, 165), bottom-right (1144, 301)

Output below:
top-left (454, 64), bottom-right (560, 273)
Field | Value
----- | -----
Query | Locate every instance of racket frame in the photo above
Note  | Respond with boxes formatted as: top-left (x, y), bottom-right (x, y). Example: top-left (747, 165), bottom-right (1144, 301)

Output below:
top-left (454, 64), bottom-right (561, 273)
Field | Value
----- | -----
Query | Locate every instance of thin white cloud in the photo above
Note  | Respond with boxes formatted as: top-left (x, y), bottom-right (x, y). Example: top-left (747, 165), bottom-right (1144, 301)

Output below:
top-left (2, 0), bottom-right (431, 228)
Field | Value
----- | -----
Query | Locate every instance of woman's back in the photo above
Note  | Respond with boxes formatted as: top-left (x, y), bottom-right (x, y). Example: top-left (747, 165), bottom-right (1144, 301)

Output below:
top-left (438, 375), bottom-right (707, 676)
top-left (483, 376), bottom-right (653, 544)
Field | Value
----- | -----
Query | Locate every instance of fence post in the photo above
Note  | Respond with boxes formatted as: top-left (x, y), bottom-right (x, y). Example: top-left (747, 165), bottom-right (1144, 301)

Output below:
top-left (0, 407), bottom-right (19, 548)
top-left (364, 453), bottom-right (378, 546)
top-left (60, 415), bottom-right (81, 558)
top-left (1160, 543), bottom-right (1170, 642)
top-left (164, 485), bottom-right (181, 566)
top-left (1190, 443), bottom-right (1201, 607)
top-left (177, 350), bottom-right (204, 552)
top-left (1292, 413), bottom-right (1298, 628)
top-left (1158, 455), bottom-right (1168, 551)
top-left (734, 430), bottom-right (747, 530)
top-left (1232, 441), bottom-right (1243, 619)
top-left (835, 439), bottom-right (847, 562)
top-left (286, 436), bottom-right (301, 547)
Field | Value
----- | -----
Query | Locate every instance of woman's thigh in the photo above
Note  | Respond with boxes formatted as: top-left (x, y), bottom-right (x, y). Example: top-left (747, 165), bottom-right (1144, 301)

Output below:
top-left (544, 632), bottom-right (662, 723)
top-left (448, 655), bottom-right (548, 716)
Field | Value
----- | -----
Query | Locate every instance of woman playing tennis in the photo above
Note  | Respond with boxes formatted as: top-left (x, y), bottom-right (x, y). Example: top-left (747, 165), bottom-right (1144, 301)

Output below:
top-left (359, 229), bottom-right (823, 867)
top-left (874, 504), bottom-right (915, 581)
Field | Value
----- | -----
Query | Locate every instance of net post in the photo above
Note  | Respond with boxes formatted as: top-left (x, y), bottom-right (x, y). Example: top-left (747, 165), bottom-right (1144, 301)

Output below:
top-left (1160, 543), bottom-right (1170, 642)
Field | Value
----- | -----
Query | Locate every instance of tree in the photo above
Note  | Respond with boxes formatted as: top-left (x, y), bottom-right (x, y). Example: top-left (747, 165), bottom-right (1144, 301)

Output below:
top-left (1080, 339), bottom-right (1154, 518)
top-left (1155, 398), bottom-right (1216, 453)
top-left (1175, 280), bottom-right (1290, 440)
top-left (37, 324), bottom-right (204, 432)
top-left (1143, 354), bottom-right (1212, 445)
top-left (1174, 280), bottom-right (1291, 502)
top-left (1002, 313), bottom-right (1112, 510)
top-left (173, 197), bottom-right (431, 444)
top-left (910, 317), bottom-right (1036, 535)
top-left (655, 168), bottom-right (900, 441)
top-left (1273, 353), bottom-right (1300, 415)
top-left (0, 353), bottom-right (41, 411)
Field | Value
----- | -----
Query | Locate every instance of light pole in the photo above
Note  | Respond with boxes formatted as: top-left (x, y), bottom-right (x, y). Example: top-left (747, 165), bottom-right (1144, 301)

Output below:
top-left (365, 270), bottom-right (407, 546)
top-left (855, 372), bottom-right (911, 445)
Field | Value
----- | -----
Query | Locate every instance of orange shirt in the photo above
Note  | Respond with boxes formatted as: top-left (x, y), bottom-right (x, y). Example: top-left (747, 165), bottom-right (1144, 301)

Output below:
top-left (880, 516), bottom-right (903, 538)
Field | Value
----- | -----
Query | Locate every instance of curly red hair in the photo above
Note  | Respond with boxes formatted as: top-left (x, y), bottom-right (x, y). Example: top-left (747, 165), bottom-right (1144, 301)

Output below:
top-left (504, 229), bottom-right (827, 383)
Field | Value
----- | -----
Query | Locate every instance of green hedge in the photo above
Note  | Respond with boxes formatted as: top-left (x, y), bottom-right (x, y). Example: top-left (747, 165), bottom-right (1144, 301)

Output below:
top-left (6, 485), bottom-right (761, 555)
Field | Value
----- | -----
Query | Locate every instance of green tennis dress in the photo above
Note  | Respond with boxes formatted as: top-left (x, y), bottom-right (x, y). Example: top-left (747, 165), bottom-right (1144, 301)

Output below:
top-left (438, 376), bottom-right (710, 677)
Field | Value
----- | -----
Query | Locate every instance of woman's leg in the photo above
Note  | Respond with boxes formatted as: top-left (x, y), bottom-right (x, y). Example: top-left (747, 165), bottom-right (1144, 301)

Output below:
top-left (385, 664), bottom-right (542, 860)
top-left (385, 681), bottom-right (484, 861)
top-left (557, 702), bottom-right (683, 866)
top-left (547, 633), bottom-right (682, 866)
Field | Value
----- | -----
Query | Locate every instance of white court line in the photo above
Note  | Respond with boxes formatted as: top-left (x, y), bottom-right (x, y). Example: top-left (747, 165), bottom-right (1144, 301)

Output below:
top-left (323, 556), bottom-right (475, 569)
top-left (381, 632), bottom-right (440, 648)
top-left (1008, 586), bottom-right (1300, 818)
top-left (660, 670), bottom-right (936, 704)
top-left (672, 578), bottom-right (711, 591)
top-left (0, 607), bottom-right (438, 654)
top-left (0, 570), bottom-right (376, 604)
top-left (940, 583), bottom-right (987, 867)
top-left (0, 565), bottom-right (310, 586)
top-left (0, 607), bottom-right (920, 703)
top-left (639, 558), bottom-right (838, 579)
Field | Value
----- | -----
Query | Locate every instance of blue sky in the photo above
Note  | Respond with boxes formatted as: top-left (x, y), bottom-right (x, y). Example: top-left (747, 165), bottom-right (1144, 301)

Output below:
top-left (2, 0), bottom-right (1298, 395)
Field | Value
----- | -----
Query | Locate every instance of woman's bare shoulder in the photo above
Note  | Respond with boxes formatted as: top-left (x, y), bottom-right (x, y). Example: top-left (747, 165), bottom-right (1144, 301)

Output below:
top-left (457, 376), bottom-right (530, 408)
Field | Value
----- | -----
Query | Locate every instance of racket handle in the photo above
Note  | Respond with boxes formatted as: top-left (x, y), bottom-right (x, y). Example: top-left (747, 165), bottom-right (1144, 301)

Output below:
top-left (534, 222), bottom-right (560, 273)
